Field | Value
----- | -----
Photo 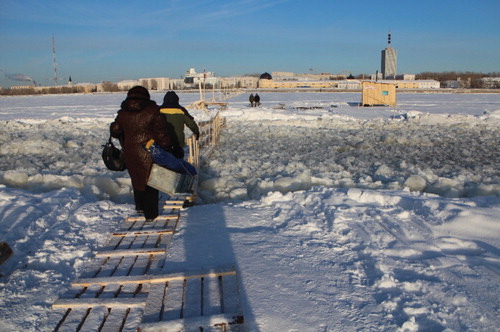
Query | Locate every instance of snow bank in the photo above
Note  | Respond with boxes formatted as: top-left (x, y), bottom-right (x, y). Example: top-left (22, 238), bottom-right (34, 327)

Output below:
top-left (198, 109), bottom-right (499, 203)
top-left (0, 92), bottom-right (499, 204)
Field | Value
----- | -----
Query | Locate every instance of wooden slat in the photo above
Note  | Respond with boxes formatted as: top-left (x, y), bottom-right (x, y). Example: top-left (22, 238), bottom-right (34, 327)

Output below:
top-left (99, 256), bottom-right (137, 299)
top-left (76, 256), bottom-right (108, 279)
top-left (95, 256), bottom-right (124, 278)
top-left (184, 278), bottom-right (201, 318)
top-left (52, 297), bottom-right (146, 309)
top-left (164, 200), bottom-right (185, 204)
top-left (99, 308), bottom-right (129, 332)
top-left (54, 308), bottom-right (90, 331)
top-left (111, 229), bottom-right (173, 237)
top-left (78, 306), bottom-right (108, 331)
top-left (141, 283), bottom-right (167, 323)
top-left (162, 205), bottom-right (183, 211)
top-left (203, 276), bottom-right (222, 316)
top-left (125, 215), bottom-right (178, 222)
top-left (122, 307), bottom-right (145, 331)
top-left (74, 268), bottom-right (237, 287)
top-left (96, 248), bottom-right (166, 257)
top-left (78, 283), bottom-right (105, 299)
top-left (162, 279), bottom-right (184, 321)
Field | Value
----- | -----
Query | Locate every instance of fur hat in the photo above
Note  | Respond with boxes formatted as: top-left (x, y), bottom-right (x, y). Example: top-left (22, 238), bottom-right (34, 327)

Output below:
top-left (162, 90), bottom-right (180, 106)
top-left (127, 86), bottom-right (150, 100)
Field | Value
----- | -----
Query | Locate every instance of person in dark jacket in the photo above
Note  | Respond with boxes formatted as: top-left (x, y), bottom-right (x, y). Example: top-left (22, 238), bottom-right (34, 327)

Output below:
top-left (159, 91), bottom-right (200, 153)
top-left (249, 93), bottom-right (255, 107)
top-left (110, 86), bottom-right (175, 221)
top-left (254, 93), bottom-right (260, 106)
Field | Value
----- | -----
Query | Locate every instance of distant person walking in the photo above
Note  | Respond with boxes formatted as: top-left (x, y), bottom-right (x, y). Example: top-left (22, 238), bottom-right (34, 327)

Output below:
top-left (110, 86), bottom-right (175, 221)
top-left (249, 93), bottom-right (255, 107)
top-left (159, 91), bottom-right (200, 157)
top-left (254, 93), bottom-right (260, 106)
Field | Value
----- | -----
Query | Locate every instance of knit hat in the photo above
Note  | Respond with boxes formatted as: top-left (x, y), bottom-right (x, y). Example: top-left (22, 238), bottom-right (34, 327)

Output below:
top-left (162, 91), bottom-right (180, 107)
top-left (127, 86), bottom-right (150, 100)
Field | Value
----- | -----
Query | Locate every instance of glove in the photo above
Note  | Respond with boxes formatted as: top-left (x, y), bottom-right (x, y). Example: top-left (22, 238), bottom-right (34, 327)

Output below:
top-left (195, 133), bottom-right (200, 140)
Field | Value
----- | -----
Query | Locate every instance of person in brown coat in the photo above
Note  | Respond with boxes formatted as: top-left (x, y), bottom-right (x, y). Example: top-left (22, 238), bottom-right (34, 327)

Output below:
top-left (110, 86), bottom-right (176, 221)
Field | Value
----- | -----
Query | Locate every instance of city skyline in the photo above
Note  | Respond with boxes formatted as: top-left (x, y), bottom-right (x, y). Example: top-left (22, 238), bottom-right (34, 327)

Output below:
top-left (1, 0), bottom-right (499, 88)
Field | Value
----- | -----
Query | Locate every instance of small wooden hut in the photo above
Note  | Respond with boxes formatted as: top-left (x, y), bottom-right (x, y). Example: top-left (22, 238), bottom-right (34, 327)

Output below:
top-left (361, 81), bottom-right (396, 107)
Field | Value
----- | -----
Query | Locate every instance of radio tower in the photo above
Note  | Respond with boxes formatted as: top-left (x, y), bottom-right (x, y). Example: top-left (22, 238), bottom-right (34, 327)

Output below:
top-left (52, 35), bottom-right (58, 85)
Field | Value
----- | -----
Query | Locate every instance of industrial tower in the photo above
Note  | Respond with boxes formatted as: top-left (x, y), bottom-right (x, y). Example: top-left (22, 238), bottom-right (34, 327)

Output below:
top-left (381, 31), bottom-right (397, 79)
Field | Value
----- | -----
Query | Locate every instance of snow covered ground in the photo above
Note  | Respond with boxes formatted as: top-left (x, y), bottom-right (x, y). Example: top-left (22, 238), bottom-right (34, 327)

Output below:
top-left (0, 91), bottom-right (499, 331)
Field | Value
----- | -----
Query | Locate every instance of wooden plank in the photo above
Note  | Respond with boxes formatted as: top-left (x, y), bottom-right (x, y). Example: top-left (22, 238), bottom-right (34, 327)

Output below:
top-left (120, 218), bottom-right (143, 231)
top-left (99, 308), bottom-right (129, 332)
top-left (95, 256), bottom-right (124, 278)
top-left (140, 234), bottom-right (167, 275)
top-left (164, 199), bottom-right (186, 204)
top-left (162, 279), bottom-right (184, 321)
top-left (141, 283), bottom-right (167, 323)
top-left (114, 232), bottom-right (135, 250)
top-left (52, 297), bottom-right (146, 309)
top-left (78, 306), bottom-right (108, 331)
top-left (53, 308), bottom-right (90, 331)
top-left (78, 283), bottom-right (104, 299)
top-left (77, 256), bottom-right (108, 279)
top-left (162, 205), bottom-right (183, 211)
top-left (99, 256), bottom-right (138, 298)
top-left (122, 307), bottom-right (146, 332)
top-left (129, 254), bottom-right (152, 276)
top-left (101, 235), bottom-right (124, 252)
top-left (96, 248), bottom-right (166, 257)
top-left (74, 268), bottom-right (237, 287)
top-left (128, 234), bottom-right (147, 250)
top-left (183, 278), bottom-right (201, 318)
top-left (203, 276), bottom-right (222, 316)
top-left (111, 229), bottom-right (173, 237)
top-left (125, 215), bottom-right (178, 222)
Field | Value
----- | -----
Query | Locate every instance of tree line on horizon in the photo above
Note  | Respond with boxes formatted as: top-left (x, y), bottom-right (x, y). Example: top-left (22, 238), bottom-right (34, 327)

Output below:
top-left (1, 71), bottom-right (500, 96)
top-left (414, 71), bottom-right (500, 88)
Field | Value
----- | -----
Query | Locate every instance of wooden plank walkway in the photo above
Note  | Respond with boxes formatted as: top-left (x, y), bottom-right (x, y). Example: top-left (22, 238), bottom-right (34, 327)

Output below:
top-left (49, 196), bottom-right (244, 331)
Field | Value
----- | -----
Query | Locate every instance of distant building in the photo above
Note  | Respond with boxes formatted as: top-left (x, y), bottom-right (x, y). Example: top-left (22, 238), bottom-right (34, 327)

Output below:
top-left (258, 77), bottom-right (340, 89)
top-left (480, 77), bottom-right (500, 89)
top-left (218, 76), bottom-right (259, 89)
top-left (381, 32), bottom-right (397, 79)
top-left (378, 79), bottom-right (440, 89)
top-left (140, 77), bottom-right (171, 91)
top-left (442, 80), bottom-right (460, 89)
top-left (271, 71), bottom-right (346, 81)
top-left (416, 80), bottom-right (441, 89)
top-left (260, 72), bottom-right (273, 80)
top-left (385, 74), bottom-right (415, 80)
top-left (184, 68), bottom-right (217, 88)
top-left (337, 80), bottom-right (361, 89)
top-left (117, 80), bottom-right (140, 91)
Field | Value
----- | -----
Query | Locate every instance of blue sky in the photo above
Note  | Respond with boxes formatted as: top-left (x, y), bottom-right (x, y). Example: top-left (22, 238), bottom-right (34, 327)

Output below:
top-left (1, 0), bottom-right (499, 87)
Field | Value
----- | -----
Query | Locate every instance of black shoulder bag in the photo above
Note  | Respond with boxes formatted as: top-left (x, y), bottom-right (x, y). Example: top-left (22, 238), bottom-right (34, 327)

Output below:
top-left (102, 136), bottom-right (126, 171)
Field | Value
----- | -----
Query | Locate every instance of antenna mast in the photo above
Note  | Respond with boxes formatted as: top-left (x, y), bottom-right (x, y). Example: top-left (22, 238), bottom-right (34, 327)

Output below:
top-left (52, 36), bottom-right (58, 85)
